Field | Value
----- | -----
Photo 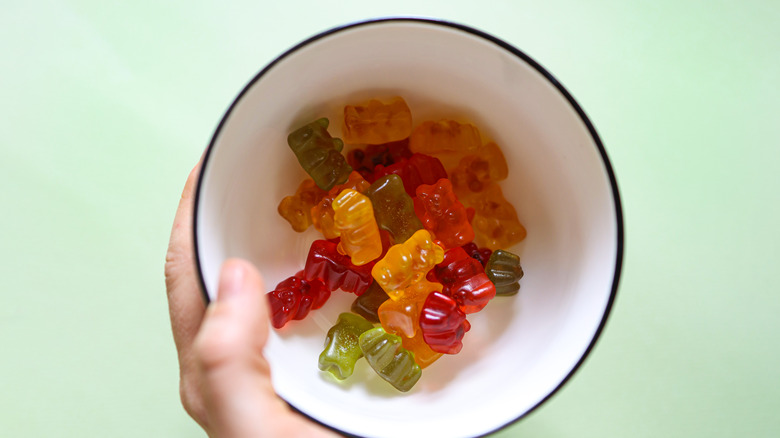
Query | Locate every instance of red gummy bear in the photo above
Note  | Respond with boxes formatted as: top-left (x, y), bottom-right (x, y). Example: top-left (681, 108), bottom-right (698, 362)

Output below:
top-left (414, 178), bottom-right (475, 249)
top-left (372, 153), bottom-right (447, 197)
top-left (303, 239), bottom-right (374, 295)
top-left (418, 291), bottom-right (471, 354)
top-left (461, 242), bottom-right (492, 268)
top-left (346, 139), bottom-right (413, 181)
top-left (428, 247), bottom-right (496, 314)
top-left (267, 272), bottom-right (331, 329)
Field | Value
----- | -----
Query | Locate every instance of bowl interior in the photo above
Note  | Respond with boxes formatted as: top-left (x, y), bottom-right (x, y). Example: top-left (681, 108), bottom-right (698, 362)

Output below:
top-left (195, 19), bottom-right (620, 438)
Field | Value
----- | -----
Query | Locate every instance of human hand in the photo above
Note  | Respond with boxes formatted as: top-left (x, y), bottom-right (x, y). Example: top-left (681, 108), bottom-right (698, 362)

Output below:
top-left (164, 161), bottom-right (339, 437)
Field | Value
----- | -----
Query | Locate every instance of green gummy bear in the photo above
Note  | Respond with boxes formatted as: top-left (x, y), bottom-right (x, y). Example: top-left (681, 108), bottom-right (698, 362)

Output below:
top-left (318, 313), bottom-right (374, 380)
top-left (358, 327), bottom-right (422, 392)
top-left (366, 174), bottom-right (423, 244)
top-left (288, 118), bottom-right (352, 191)
top-left (485, 249), bottom-right (524, 296)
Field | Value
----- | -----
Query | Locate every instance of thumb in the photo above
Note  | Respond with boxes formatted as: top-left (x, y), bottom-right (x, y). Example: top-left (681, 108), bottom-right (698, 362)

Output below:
top-left (194, 259), bottom-right (338, 438)
top-left (194, 259), bottom-right (281, 436)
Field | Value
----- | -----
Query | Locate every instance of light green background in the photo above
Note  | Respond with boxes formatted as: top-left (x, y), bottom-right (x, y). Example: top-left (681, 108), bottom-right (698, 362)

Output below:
top-left (2, 0), bottom-right (778, 436)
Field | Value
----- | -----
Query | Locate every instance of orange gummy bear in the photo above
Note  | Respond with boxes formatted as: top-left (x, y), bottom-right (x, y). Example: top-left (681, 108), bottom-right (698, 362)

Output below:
top-left (460, 183), bottom-right (526, 250)
top-left (342, 97), bottom-right (413, 145)
top-left (277, 178), bottom-right (327, 232)
top-left (378, 279), bottom-right (442, 338)
top-left (402, 330), bottom-right (443, 369)
top-left (449, 142), bottom-right (508, 194)
top-left (409, 120), bottom-right (482, 170)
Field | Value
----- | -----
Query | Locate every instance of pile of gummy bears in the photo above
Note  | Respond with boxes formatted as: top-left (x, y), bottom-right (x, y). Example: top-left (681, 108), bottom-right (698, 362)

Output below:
top-left (268, 97), bottom-right (525, 392)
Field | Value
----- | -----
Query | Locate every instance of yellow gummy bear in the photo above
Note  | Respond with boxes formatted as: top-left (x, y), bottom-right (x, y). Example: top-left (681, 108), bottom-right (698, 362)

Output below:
top-left (371, 229), bottom-right (444, 295)
top-left (311, 171), bottom-right (371, 239)
top-left (333, 189), bottom-right (383, 266)
top-left (342, 97), bottom-right (413, 145)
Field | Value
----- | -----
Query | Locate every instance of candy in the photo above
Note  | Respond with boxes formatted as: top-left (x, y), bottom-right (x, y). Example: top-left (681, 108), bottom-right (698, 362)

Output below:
top-left (461, 242), bottom-right (492, 268)
top-left (460, 182), bottom-right (527, 250)
top-left (288, 118), bottom-right (352, 190)
top-left (371, 229), bottom-right (444, 298)
top-left (409, 119), bottom-right (481, 154)
top-left (333, 189), bottom-right (383, 265)
top-left (429, 247), bottom-right (496, 314)
top-left (377, 279), bottom-right (442, 339)
top-left (409, 119), bottom-right (482, 170)
top-left (418, 291), bottom-right (471, 354)
top-left (372, 153), bottom-right (447, 197)
top-left (303, 239), bottom-right (374, 295)
top-left (485, 249), bottom-right (524, 296)
top-left (449, 142), bottom-right (508, 194)
top-left (414, 178), bottom-right (475, 249)
top-left (277, 178), bottom-right (327, 232)
top-left (267, 272), bottom-right (331, 329)
top-left (311, 171), bottom-right (371, 239)
top-left (366, 174), bottom-right (423, 244)
top-left (350, 281), bottom-right (389, 323)
top-left (318, 313), bottom-right (374, 380)
top-left (275, 98), bottom-right (527, 392)
top-left (359, 327), bottom-right (422, 392)
top-left (401, 330), bottom-right (443, 369)
top-left (346, 139), bottom-right (412, 180)
top-left (342, 97), bottom-right (413, 145)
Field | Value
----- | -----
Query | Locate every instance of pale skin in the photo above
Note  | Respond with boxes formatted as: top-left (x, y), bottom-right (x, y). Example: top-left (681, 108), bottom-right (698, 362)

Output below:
top-left (164, 160), bottom-right (339, 438)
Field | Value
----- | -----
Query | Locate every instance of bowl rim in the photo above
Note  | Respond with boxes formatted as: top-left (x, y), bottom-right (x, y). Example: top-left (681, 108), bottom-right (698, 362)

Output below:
top-left (192, 16), bottom-right (624, 438)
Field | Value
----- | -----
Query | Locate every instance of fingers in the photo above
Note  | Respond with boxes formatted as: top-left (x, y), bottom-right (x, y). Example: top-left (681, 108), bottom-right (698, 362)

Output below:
top-left (164, 160), bottom-right (209, 424)
top-left (165, 161), bottom-right (202, 297)
top-left (166, 161), bottom-right (205, 352)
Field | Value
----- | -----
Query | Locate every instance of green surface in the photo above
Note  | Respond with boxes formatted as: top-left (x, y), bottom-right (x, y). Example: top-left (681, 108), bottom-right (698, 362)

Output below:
top-left (1, 1), bottom-right (778, 436)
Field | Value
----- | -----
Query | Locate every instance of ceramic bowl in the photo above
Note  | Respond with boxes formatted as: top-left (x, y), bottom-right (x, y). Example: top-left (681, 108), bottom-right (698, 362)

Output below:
top-left (194, 18), bottom-right (623, 438)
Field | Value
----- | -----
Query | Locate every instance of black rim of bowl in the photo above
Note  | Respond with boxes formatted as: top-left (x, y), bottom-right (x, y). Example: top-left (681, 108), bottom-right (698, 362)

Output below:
top-left (192, 16), bottom-right (624, 438)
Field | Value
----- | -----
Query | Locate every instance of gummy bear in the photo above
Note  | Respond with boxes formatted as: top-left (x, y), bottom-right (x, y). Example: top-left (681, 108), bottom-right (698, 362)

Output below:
top-left (429, 247), bottom-right (496, 314)
top-left (485, 249), bottom-right (524, 296)
top-left (333, 189), bottom-right (383, 265)
top-left (351, 281), bottom-right (389, 323)
top-left (347, 139), bottom-right (412, 180)
top-left (377, 279), bottom-right (442, 339)
top-left (401, 330), bottom-right (443, 369)
top-left (342, 97), bottom-right (413, 145)
top-left (414, 178), bottom-right (475, 249)
top-left (303, 239), bottom-right (374, 295)
top-left (318, 312), bottom-right (375, 380)
top-left (311, 171), bottom-right (371, 240)
top-left (287, 118), bottom-right (352, 190)
top-left (449, 142), bottom-right (508, 194)
top-left (460, 182), bottom-right (527, 250)
top-left (366, 174), bottom-right (423, 244)
top-left (371, 229), bottom-right (444, 298)
top-left (418, 291), bottom-right (471, 354)
top-left (267, 272), bottom-right (331, 329)
top-left (277, 178), bottom-right (327, 232)
top-left (372, 153), bottom-right (447, 197)
top-left (461, 242), bottom-right (492, 268)
top-left (408, 120), bottom-right (482, 170)
top-left (359, 327), bottom-right (422, 392)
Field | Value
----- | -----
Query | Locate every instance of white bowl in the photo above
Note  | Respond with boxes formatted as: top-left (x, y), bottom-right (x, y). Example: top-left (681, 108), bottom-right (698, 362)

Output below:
top-left (194, 18), bottom-right (623, 438)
